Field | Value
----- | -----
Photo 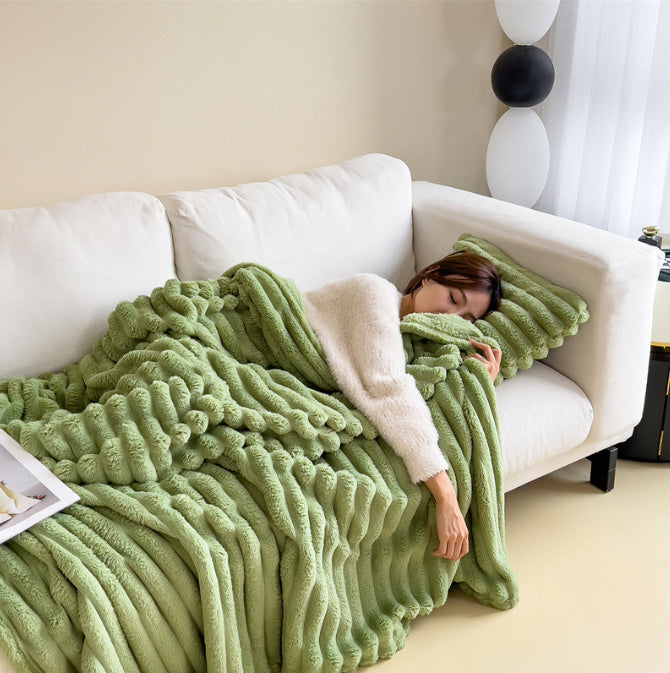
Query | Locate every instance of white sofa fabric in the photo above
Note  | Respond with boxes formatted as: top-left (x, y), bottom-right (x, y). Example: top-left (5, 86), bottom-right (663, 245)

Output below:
top-left (0, 153), bottom-right (662, 496)
top-left (0, 192), bottom-right (176, 379)
top-left (160, 153), bottom-right (416, 292)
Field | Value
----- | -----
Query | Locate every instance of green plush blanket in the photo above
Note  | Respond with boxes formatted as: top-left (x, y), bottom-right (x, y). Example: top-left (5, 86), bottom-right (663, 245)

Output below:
top-left (0, 263), bottom-right (517, 673)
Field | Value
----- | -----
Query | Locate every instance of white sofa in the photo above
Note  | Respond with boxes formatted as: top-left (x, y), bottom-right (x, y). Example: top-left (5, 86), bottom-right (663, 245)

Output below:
top-left (0, 153), bottom-right (662, 497)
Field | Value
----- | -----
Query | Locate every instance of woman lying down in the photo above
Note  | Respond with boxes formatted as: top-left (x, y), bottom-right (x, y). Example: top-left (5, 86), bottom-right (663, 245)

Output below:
top-left (302, 251), bottom-right (502, 563)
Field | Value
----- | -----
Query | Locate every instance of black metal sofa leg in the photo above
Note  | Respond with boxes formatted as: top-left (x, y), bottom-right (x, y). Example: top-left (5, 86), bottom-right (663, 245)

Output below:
top-left (587, 446), bottom-right (618, 492)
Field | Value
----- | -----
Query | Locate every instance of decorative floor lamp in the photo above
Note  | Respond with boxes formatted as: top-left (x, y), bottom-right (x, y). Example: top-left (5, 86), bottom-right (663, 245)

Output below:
top-left (486, 0), bottom-right (560, 207)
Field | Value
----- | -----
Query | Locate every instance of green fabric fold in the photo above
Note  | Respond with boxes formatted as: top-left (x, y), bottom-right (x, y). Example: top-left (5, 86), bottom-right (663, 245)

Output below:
top-left (0, 262), bottom-right (518, 673)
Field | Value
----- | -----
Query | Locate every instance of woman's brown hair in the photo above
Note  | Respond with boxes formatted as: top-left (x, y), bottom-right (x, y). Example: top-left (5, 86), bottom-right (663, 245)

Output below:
top-left (404, 250), bottom-right (502, 317)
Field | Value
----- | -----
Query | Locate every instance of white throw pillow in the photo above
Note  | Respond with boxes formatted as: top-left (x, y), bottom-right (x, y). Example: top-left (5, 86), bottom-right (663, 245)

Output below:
top-left (0, 192), bottom-right (176, 378)
top-left (160, 153), bottom-right (416, 291)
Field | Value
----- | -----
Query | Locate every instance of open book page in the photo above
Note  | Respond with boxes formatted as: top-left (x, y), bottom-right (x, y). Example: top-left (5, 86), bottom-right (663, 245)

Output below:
top-left (0, 428), bottom-right (79, 544)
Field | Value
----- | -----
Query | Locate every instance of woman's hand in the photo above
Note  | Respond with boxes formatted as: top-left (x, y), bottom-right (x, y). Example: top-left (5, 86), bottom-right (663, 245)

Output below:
top-left (424, 471), bottom-right (468, 561)
top-left (465, 338), bottom-right (502, 383)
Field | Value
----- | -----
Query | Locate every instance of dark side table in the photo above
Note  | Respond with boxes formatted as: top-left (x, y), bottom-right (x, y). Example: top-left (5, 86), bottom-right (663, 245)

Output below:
top-left (619, 279), bottom-right (670, 462)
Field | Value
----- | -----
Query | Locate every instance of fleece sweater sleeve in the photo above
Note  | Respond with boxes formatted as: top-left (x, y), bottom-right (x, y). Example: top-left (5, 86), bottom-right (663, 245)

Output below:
top-left (302, 274), bottom-right (449, 483)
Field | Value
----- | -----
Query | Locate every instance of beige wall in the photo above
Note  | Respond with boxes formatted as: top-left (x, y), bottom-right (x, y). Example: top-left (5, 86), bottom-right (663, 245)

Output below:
top-left (0, 1), bottom-right (506, 210)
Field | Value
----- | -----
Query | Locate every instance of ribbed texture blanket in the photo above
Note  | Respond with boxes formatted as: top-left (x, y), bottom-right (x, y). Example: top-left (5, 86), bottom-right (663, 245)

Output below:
top-left (0, 264), bottom-right (517, 673)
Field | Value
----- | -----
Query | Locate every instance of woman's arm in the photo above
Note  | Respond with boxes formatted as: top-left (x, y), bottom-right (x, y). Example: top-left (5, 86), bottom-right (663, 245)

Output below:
top-left (303, 274), bottom-right (467, 560)
top-left (303, 274), bottom-right (449, 483)
top-left (424, 471), bottom-right (469, 561)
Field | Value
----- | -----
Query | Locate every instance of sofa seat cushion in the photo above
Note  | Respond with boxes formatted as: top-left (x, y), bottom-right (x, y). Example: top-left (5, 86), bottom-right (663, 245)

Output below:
top-left (160, 153), bottom-right (415, 291)
top-left (0, 192), bottom-right (176, 379)
top-left (496, 361), bottom-right (593, 480)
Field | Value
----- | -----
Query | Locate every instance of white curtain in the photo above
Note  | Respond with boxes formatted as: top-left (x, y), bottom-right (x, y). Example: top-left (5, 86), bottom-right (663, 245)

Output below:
top-left (536, 0), bottom-right (670, 239)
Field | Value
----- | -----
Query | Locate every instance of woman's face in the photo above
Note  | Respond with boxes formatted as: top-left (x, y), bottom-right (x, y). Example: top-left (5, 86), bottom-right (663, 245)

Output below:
top-left (411, 276), bottom-right (491, 322)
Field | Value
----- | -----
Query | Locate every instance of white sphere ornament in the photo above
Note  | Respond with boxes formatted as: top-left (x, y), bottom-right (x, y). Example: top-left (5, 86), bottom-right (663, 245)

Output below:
top-left (486, 108), bottom-right (550, 208)
top-left (494, 0), bottom-right (561, 45)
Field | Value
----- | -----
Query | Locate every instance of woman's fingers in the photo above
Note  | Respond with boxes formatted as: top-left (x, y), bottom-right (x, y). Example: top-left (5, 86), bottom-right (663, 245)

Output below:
top-left (442, 534), bottom-right (469, 561)
top-left (432, 538), bottom-right (467, 561)
top-left (444, 537), bottom-right (462, 561)
top-left (469, 338), bottom-right (495, 358)
top-left (455, 537), bottom-right (468, 560)
top-left (468, 339), bottom-right (502, 363)
top-left (468, 338), bottom-right (487, 347)
top-left (467, 339), bottom-right (502, 383)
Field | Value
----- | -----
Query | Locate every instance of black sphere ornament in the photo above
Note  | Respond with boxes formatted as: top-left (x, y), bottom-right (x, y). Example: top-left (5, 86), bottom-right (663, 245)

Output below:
top-left (491, 45), bottom-right (555, 107)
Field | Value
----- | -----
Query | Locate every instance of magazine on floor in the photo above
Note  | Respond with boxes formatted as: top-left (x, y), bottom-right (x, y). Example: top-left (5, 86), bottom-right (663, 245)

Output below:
top-left (0, 427), bottom-right (79, 544)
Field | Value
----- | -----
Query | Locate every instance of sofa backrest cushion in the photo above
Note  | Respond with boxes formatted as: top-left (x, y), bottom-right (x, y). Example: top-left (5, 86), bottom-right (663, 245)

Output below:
top-left (0, 192), bottom-right (176, 378)
top-left (160, 153), bottom-right (415, 292)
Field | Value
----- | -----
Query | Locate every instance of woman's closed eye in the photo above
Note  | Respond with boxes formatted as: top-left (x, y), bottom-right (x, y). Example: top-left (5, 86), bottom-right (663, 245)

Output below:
top-left (453, 288), bottom-right (475, 321)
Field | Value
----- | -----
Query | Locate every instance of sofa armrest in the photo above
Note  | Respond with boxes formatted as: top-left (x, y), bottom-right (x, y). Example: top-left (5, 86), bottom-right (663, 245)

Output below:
top-left (412, 181), bottom-right (664, 445)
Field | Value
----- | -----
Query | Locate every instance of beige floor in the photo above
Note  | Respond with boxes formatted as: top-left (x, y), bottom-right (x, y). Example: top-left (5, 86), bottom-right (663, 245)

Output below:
top-left (374, 458), bottom-right (670, 673)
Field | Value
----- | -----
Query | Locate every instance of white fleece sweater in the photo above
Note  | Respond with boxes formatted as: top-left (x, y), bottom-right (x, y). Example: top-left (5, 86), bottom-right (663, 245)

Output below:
top-left (302, 273), bottom-right (449, 483)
